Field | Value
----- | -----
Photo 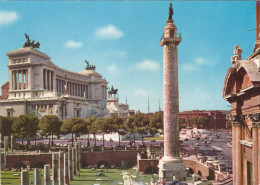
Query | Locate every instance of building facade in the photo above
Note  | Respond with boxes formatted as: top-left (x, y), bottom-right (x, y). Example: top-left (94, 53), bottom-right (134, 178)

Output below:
top-left (179, 110), bottom-right (227, 129)
top-left (106, 97), bottom-right (129, 117)
top-left (0, 47), bottom-right (108, 119)
top-left (222, 2), bottom-right (260, 185)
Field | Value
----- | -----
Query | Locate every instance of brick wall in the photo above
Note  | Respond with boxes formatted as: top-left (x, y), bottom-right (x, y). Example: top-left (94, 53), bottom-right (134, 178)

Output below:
top-left (5, 150), bottom-right (146, 169)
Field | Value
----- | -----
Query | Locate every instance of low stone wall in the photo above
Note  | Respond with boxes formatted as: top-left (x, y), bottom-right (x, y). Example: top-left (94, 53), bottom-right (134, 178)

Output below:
top-left (4, 150), bottom-right (147, 169)
top-left (136, 159), bottom-right (214, 179)
top-left (81, 150), bottom-right (147, 168)
top-left (137, 159), bottom-right (159, 173)
top-left (183, 159), bottom-right (210, 179)
top-left (5, 153), bottom-right (52, 169)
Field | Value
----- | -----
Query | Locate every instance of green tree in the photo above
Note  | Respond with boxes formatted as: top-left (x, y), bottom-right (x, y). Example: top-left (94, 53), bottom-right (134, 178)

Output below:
top-left (39, 115), bottom-right (62, 147)
top-left (86, 116), bottom-right (96, 147)
top-left (197, 117), bottom-right (209, 128)
top-left (191, 118), bottom-right (198, 127)
top-left (134, 113), bottom-right (149, 145)
top-left (0, 116), bottom-right (12, 140)
top-left (149, 111), bottom-right (163, 136)
top-left (89, 118), bottom-right (99, 147)
top-left (109, 114), bottom-right (125, 146)
top-left (12, 117), bottom-right (26, 145)
top-left (125, 115), bottom-right (136, 145)
top-left (61, 117), bottom-right (85, 146)
top-left (179, 118), bottom-right (186, 129)
top-left (12, 114), bottom-right (39, 149)
top-left (95, 118), bottom-right (110, 146)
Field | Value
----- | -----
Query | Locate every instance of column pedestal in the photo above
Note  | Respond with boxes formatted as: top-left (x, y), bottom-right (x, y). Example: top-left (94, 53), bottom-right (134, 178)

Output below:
top-left (158, 156), bottom-right (186, 181)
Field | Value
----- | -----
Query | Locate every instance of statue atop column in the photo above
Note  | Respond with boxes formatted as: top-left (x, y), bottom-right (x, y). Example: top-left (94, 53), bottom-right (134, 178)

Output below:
top-left (23, 33), bottom-right (40, 49)
top-left (168, 3), bottom-right (174, 20)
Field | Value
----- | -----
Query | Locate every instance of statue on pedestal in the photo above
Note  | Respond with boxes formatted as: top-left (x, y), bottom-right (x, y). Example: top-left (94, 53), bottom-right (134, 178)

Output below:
top-left (107, 85), bottom-right (118, 98)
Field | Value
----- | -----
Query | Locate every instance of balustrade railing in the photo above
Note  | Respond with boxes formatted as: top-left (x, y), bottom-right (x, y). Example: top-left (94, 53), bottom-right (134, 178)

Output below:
top-left (160, 33), bottom-right (182, 42)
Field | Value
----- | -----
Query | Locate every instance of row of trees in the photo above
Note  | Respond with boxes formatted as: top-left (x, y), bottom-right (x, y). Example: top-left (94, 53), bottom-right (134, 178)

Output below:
top-left (0, 111), bottom-right (164, 149)
top-left (179, 117), bottom-right (209, 128)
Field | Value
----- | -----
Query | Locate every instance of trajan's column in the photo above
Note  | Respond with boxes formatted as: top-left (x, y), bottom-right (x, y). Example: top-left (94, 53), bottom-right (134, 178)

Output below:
top-left (158, 3), bottom-right (186, 181)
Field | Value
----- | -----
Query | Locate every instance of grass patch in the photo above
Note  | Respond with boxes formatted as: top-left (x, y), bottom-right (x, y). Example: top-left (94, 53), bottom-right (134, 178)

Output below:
top-left (71, 168), bottom-right (158, 185)
top-left (1, 168), bottom-right (158, 185)
top-left (1, 170), bottom-right (44, 185)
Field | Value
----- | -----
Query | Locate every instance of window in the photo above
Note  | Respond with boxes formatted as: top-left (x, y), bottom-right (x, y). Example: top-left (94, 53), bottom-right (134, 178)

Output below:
top-left (7, 109), bottom-right (13, 117)
top-left (247, 161), bottom-right (252, 185)
top-left (170, 30), bottom-right (174, 38)
top-left (77, 110), bottom-right (80, 117)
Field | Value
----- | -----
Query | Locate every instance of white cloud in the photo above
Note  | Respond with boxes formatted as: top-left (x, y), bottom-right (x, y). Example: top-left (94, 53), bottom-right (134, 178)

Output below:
top-left (181, 63), bottom-right (197, 72)
top-left (133, 88), bottom-right (149, 97)
top-left (95, 25), bottom-right (124, 40)
top-left (107, 64), bottom-right (118, 73)
top-left (0, 11), bottom-right (18, 25)
top-left (195, 57), bottom-right (206, 65)
top-left (135, 59), bottom-right (160, 72)
top-left (65, 40), bottom-right (83, 49)
top-left (180, 86), bottom-right (225, 111)
top-left (181, 57), bottom-right (213, 73)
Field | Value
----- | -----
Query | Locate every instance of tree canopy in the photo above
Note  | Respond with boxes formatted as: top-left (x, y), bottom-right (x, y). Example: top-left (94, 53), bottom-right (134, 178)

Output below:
top-left (39, 115), bottom-right (62, 146)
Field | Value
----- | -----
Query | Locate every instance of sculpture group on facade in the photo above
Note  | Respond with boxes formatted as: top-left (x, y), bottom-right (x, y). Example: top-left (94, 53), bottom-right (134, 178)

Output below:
top-left (85, 60), bottom-right (96, 71)
top-left (23, 33), bottom-right (40, 49)
top-left (107, 85), bottom-right (118, 98)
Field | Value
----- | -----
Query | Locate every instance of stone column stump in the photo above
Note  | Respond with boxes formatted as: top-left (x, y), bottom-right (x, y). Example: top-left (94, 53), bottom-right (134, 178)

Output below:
top-left (34, 168), bottom-right (41, 185)
top-left (59, 152), bottom-right (64, 185)
top-left (52, 153), bottom-right (59, 185)
top-left (72, 148), bottom-right (76, 175)
top-left (44, 164), bottom-right (51, 185)
top-left (21, 170), bottom-right (29, 185)
top-left (68, 145), bottom-right (73, 181)
top-left (64, 152), bottom-right (69, 185)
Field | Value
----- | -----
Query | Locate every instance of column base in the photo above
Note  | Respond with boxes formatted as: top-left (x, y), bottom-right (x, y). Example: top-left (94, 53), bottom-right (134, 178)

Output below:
top-left (158, 156), bottom-right (186, 181)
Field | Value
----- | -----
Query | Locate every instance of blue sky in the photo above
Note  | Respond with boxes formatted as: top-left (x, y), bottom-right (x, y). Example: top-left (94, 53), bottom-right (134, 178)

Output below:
top-left (0, 1), bottom-right (256, 113)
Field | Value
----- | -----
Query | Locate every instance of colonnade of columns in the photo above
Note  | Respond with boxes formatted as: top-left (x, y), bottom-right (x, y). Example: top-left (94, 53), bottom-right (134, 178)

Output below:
top-left (101, 85), bottom-right (107, 99)
top-left (43, 69), bottom-right (54, 91)
top-left (12, 69), bottom-right (28, 90)
top-left (67, 81), bottom-right (88, 98)
top-left (56, 79), bottom-right (66, 94)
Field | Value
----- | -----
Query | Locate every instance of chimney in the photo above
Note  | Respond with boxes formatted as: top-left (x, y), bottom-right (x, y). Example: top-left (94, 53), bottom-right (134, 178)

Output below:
top-left (254, 1), bottom-right (260, 51)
